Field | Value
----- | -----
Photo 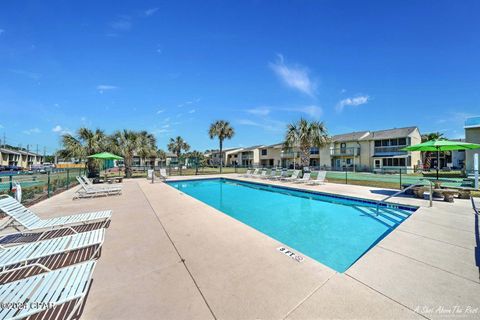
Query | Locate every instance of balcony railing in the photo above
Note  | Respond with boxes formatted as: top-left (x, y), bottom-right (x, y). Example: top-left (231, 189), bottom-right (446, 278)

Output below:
top-left (330, 147), bottom-right (360, 157)
top-left (280, 152), bottom-right (296, 158)
top-left (374, 146), bottom-right (408, 155)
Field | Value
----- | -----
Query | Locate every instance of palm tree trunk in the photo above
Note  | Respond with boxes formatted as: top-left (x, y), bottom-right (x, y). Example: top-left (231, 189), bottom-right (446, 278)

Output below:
top-left (125, 156), bottom-right (132, 178)
top-left (300, 146), bottom-right (310, 168)
top-left (219, 139), bottom-right (223, 173)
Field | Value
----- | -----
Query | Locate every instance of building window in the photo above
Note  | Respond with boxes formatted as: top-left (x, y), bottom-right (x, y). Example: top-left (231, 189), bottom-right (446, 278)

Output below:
top-left (375, 140), bottom-right (381, 147)
top-left (310, 147), bottom-right (319, 155)
top-left (398, 138), bottom-right (407, 145)
top-left (261, 149), bottom-right (267, 156)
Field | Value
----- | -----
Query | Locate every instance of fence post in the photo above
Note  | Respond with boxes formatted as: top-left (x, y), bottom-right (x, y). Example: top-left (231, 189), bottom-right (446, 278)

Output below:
top-left (9, 175), bottom-right (13, 193)
top-left (399, 168), bottom-right (402, 190)
top-left (47, 171), bottom-right (51, 198)
top-left (67, 169), bottom-right (70, 189)
top-left (345, 169), bottom-right (348, 184)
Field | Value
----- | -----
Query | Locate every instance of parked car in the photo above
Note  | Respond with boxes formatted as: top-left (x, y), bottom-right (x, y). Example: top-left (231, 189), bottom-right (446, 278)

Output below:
top-left (5, 165), bottom-right (22, 171)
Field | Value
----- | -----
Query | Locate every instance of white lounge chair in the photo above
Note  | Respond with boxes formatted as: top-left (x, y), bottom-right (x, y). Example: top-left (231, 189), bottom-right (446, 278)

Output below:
top-left (273, 170), bottom-right (288, 180)
top-left (240, 169), bottom-right (252, 177)
top-left (262, 170), bottom-right (277, 180)
top-left (248, 168), bottom-right (259, 178)
top-left (81, 176), bottom-right (122, 190)
top-left (75, 177), bottom-right (122, 199)
top-left (307, 171), bottom-right (327, 185)
top-left (0, 261), bottom-right (96, 320)
top-left (254, 170), bottom-right (267, 179)
top-left (0, 195), bottom-right (111, 233)
top-left (294, 172), bottom-right (311, 183)
top-left (0, 228), bottom-right (104, 272)
top-left (282, 170), bottom-right (300, 182)
top-left (159, 168), bottom-right (169, 180)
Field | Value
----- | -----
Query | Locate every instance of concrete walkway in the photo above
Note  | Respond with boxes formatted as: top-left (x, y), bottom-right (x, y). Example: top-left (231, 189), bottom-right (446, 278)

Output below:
top-left (12, 175), bottom-right (480, 319)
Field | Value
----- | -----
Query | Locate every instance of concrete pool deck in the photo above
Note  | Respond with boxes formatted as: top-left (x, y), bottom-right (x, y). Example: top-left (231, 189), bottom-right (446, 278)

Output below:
top-left (3, 174), bottom-right (479, 319)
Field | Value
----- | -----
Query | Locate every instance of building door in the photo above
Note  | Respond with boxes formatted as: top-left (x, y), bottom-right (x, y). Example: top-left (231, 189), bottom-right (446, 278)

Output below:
top-left (374, 159), bottom-right (381, 169)
top-left (335, 159), bottom-right (341, 169)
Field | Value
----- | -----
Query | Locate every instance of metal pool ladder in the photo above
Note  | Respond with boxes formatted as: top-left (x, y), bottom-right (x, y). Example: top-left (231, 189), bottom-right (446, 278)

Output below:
top-left (376, 179), bottom-right (433, 215)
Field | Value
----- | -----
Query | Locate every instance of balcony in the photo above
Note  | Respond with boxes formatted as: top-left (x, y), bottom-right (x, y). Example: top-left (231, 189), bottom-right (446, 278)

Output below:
top-left (330, 147), bottom-right (360, 157)
top-left (374, 145), bottom-right (408, 156)
top-left (280, 152), bottom-right (296, 158)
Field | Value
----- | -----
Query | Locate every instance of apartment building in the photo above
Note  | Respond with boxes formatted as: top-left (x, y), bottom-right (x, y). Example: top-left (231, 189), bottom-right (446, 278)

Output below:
top-left (0, 147), bottom-right (44, 169)
top-left (211, 126), bottom-right (422, 171)
top-left (326, 127), bottom-right (422, 171)
top-left (465, 116), bottom-right (480, 172)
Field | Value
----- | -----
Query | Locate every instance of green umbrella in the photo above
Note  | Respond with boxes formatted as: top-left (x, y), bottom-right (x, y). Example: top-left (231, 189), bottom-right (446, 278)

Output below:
top-left (87, 152), bottom-right (123, 180)
top-left (403, 139), bottom-right (480, 179)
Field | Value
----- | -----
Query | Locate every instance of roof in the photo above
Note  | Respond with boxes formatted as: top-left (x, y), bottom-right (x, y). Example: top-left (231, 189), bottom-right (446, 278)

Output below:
top-left (265, 143), bottom-right (283, 148)
top-left (370, 126), bottom-right (418, 140)
top-left (465, 116), bottom-right (480, 129)
top-left (331, 127), bottom-right (418, 142)
top-left (331, 131), bottom-right (370, 142)
top-left (241, 145), bottom-right (265, 152)
top-left (0, 148), bottom-right (21, 155)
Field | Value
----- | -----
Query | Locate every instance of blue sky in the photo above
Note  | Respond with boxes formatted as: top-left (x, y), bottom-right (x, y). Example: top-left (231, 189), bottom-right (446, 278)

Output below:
top-left (1, 0), bottom-right (479, 154)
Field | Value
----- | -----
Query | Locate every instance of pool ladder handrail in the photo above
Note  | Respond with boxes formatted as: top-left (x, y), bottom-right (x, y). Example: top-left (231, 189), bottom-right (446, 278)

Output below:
top-left (376, 179), bottom-right (433, 214)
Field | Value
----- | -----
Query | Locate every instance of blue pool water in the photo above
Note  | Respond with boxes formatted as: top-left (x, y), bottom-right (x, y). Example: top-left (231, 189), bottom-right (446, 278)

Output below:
top-left (167, 178), bottom-right (416, 272)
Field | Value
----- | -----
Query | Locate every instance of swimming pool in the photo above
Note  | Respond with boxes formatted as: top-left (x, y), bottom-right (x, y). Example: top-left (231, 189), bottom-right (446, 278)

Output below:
top-left (167, 178), bottom-right (416, 272)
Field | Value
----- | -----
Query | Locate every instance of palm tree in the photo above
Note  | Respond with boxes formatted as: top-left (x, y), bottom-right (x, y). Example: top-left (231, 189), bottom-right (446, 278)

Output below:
top-left (137, 131), bottom-right (157, 168)
top-left (186, 150), bottom-right (206, 174)
top-left (156, 149), bottom-right (167, 167)
top-left (421, 132), bottom-right (445, 170)
top-left (58, 128), bottom-right (107, 174)
top-left (167, 136), bottom-right (190, 165)
top-left (283, 118), bottom-right (329, 168)
top-left (109, 130), bottom-right (141, 178)
top-left (208, 120), bottom-right (235, 173)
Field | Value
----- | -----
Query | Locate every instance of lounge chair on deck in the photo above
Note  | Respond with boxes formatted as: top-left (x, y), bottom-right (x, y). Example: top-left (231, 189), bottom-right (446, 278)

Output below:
top-left (294, 172), bottom-right (311, 183)
top-left (262, 170), bottom-right (277, 180)
top-left (282, 170), bottom-right (300, 182)
top-left (81, 176), bottom-right (122, 190)
top-left (75, 177), bottom-right (122, 199)
top-left (0, 228), bottom-right (104, 273)
top-left (273, 170), bottom-right (288, 180)
top-left (159, 168), bottom-right (169, 180)
top-left (240, 169), bottom-right (252, 177)
top-left (255, 170), bottom-right (267, 179)
top-left (0, 195), bottom-right (111, 233)
top-left (307, 171), bottom-right (327, 185)
top-left (0, 261), bottom-right (96, 320)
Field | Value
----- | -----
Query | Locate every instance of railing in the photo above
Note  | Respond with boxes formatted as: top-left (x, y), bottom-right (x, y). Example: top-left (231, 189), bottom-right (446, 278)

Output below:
top-left (374, 146), bottom-right (408, 155)
top-left (330, 147), bottom-right (360, 156)
top-left (376, 178), bottom-right (433, 214)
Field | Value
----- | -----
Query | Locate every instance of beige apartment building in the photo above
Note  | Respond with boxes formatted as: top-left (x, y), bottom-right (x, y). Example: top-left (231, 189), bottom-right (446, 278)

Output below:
top-left (0, 148), bottom-right (44, 169)
top-left (212, 126), bottom-right (422, 171)
top-left (464, 116), bottom-right (480, 172)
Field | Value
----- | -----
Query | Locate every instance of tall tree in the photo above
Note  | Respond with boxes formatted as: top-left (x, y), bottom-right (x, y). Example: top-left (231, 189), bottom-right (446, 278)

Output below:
top-left (421, 132), bottom-right (445, 169)
top-left (167, 136), bottom-right (190, 160)
top-left (283, 118), bottom-right (329, 167)
top-left (109, 130), bottom-right (142, 178)
top-left (137, 130), bottom-right (157, 167)
top-left (58, 128), bottom-right (107, 174)
top-left (156, 149), bottom-right (167, 167)
top-left (208, 120), bottom-right (235, 173)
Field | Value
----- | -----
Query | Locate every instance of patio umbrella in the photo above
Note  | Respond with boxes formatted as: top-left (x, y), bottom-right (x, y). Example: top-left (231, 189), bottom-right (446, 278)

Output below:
top-left (87, 152), bottom-right (123, 180)
top-left (403, 139), bottom-right (480, 179)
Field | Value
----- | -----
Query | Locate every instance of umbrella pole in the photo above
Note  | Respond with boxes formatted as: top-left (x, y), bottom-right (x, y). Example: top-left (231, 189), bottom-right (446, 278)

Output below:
top-left (436, 147), bottom-right (439, 180)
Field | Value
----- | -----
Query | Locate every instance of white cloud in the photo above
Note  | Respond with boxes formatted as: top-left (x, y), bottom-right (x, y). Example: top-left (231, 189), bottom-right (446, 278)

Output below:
top-left (336, 95), bottom-right (370, 112)
top-left (246, 107), bottom-right (270, 116)
top-left (145, 8), bottom-right (159, 16)
top-left (52, 125), bottom-right (62, 133)
top-left (269, 54), bottom-right (316, 97)
top-left (22, 128), bottom-right (41, 135)
top-left (283, 105), bottom-right (323, 119)
top-left (237, 118), bottom-right (285, 132)
top-left (110, 17), bottom-right (132, 31)
top-left (188, 109), bottom-right (196, 114)
top-left (156, 109), bottom-right (165, 114)
top-left (10, 69), bottom-right (41, 80)
top-left (97, 84), bottom-right (117, 93)
top-left (52, 125), bottom-right (72, 135)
